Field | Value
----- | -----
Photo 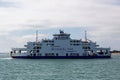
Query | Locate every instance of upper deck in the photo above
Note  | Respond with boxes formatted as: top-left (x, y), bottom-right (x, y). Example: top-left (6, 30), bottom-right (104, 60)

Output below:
top-left (53, 30), bottom-right (71, 40)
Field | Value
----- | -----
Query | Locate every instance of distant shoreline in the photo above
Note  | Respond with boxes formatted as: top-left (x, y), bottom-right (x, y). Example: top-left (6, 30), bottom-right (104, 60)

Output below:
top-left (111, 50), bottom-right (120, 54)
top-left (111, 52), bottom-right (120, 54)
top-left (0, 53), bottom-right (8, 54)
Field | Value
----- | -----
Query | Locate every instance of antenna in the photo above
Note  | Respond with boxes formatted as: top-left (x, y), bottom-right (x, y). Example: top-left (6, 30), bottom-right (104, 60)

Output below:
top-left (85, 31), bottom-right (87, 42)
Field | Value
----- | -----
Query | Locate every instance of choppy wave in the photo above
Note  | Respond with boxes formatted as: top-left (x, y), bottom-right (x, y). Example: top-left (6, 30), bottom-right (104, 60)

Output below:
top-left (0, 54), bottom-right (120, 80)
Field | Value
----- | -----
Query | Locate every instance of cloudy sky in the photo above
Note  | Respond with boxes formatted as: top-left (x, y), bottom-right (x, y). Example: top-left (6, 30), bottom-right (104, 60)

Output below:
top-left (0, 0), bottom-right (120, 52)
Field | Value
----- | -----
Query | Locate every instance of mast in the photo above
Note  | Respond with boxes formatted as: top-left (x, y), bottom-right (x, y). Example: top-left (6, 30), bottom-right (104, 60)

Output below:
top-left (36, 30), bottom-right (38, 43)
top-left (35, 30), bottom-right (38, 53)
top-left (85, 31), bottom-right (87, 42)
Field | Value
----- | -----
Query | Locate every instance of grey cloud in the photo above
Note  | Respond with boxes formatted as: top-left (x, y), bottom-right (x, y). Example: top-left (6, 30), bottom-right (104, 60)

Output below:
top-left (0, 0), bottom-right (120, 51)
top-left (98, 0), bottom-right (120, 6)
top-left (0, 1), bottom-right (17, 8)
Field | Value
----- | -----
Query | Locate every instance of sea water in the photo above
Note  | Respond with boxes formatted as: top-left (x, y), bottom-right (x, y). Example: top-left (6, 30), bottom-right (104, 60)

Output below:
top-left (0, 53), bottom-right (120, 80)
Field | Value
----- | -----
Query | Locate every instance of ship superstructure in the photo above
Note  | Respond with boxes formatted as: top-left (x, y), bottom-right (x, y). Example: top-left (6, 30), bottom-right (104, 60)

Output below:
top-left (10, 30), bottom-right (111, 59)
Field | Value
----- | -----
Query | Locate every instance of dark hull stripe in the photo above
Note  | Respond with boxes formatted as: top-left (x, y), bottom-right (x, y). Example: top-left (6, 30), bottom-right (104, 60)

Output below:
top-left (11, 56), bottom-right (111, 59)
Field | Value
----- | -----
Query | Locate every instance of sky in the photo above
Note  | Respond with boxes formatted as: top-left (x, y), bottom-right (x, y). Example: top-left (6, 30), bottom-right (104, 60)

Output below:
top-left (0, 0), bottom-right (120, 52)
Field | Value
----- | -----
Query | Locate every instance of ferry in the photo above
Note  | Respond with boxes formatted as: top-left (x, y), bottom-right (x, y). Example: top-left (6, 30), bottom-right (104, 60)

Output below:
top-left (10, 30), bottom-right (111, 59)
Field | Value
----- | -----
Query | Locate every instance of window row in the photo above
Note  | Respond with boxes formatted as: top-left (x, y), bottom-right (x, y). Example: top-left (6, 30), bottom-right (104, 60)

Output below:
top-left (28, 53), bottom-right (81, 56)
top-left (70, 40), bottom-right (81, 42)
top-left (70, 44), bottom-right (80, 46)
top-left (83, 46), bottom-right (91, 49)
top-left (45, 53), bottom-right (58, 56)
top-left (47, 44), bottom-right (54, 46)
top-left (66, 53), bottom-right (79, 56)
top-left (43, 40), bottom-right (54, 42)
